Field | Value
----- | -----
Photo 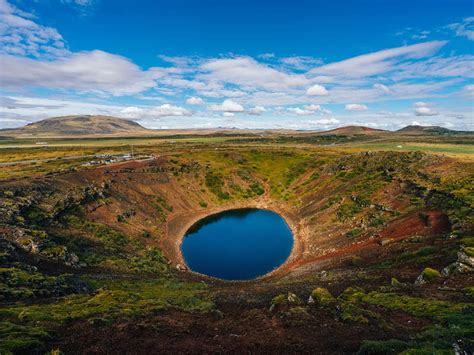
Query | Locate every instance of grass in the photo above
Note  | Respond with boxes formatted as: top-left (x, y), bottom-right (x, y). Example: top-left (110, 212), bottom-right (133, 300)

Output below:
top-left (359, 311), bottom-right (474, 354)
top-left (2, 279), bottom-right (213, 323)
top-left (350, 142), bottom-right (474, 158)
top-left (0, 267), bottom-right (80, 300)
top-left (0, 278), bottom-right (213, 353)
top-left (59, 214), bottom-right (169, 273)
top-left (0, 321), bottom-right (50, 354)
top-left (342, 288), bottom-right (474, 353)
top-left (355, 291), bottom-right (468, 321)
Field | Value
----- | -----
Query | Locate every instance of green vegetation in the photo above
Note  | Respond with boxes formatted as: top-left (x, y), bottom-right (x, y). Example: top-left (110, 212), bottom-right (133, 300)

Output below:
top-left (310, 287), bottom-right (336, 308)
top-left (0, 268), bottom-right (81, 300)
top-left (0, 278), bottom-right (213, 353)
top-left (60, 214), bottom-right (168, 273)
top-left (351, 256), bottom-right (364, 267)
top-left (359, 311), bottom-right (474, 354)
top-left (337, 202), bottom-right (362, 221)
top-left (0, 321), bottom-right (50, 354)
top-left (348, 290), bottom-right (468, 321)
top-left (398, 246), bottom-right (436, 263)
top-left (419, 267), bottom-right (442, 282)
top-left (205, 170), bottom-right (230, 200)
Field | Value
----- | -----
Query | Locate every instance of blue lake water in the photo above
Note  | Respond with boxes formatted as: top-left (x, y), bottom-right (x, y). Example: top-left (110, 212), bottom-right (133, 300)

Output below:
top-left (181, 208), bottom-right (293, 280)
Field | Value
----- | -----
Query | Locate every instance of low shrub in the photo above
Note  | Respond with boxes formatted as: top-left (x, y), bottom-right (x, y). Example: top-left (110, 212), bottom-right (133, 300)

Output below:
top-left (310, 288), bottom-right (336, 308)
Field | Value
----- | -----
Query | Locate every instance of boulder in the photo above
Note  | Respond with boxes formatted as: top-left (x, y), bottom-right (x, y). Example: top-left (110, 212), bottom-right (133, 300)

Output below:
top-left (441, 246), bottom-right (474, 276)
top-left (176, 264), bottom-right (187, 272)
top-left (415, 267), bottom-right (441, 285)
top-left (458, 247), bottom-right (474, 268)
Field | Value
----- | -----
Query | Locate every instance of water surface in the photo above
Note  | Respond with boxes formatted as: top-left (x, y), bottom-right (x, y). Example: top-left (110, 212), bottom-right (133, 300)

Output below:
top-left (181, 208), bottom-right (293, 280)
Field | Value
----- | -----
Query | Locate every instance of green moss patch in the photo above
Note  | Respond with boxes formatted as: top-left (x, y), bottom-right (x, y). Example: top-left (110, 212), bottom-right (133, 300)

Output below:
top-left (420, 267), bottom-right (441, 282)
top-left (0, 321), bottom-right (50, 354)
top-left (310, 287), bottom-right (336, 308)
top-left (359, 291), bottom-right (467, 321)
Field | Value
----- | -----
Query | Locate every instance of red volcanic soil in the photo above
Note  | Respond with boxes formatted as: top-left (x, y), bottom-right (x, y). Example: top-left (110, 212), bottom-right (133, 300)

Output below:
top-left (286, 210), bottom-right (451, 271)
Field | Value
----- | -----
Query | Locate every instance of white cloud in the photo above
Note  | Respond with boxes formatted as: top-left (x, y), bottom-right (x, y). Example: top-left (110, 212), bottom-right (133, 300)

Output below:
top-left (280, 56), bottom-right (323, 70)
top-left (411, 120), bottom-right (429, 126)
top-left (414, 107), bottom-right (438, 116)
top-left (62, 0), bottom-right (95, 6)
top-left (392, 55), bottom-right (474, 80)
top-left (287, 104), bottom-right (331, 115)
top-left (413, 102), bottom-right (438, 116)
top-left (121, 104), bottom-right (191, 118)
top-left (462, 84), bottom-right (474, 99)
top-left (208, 99), bottom-right (244, 112)
top-left (146, 104), bottom-right (191, 117)
top-left (258, 53), bottom-right (275, 59)
top-left (414, 101), bottom-right (430, 108)
top-left (447, 17), bottom-right (474, 41)
top-left (304, 104), bottom-right (321, 111)
top-left (248, 106), bottom-right (266, 115)
top-left (0, 50), bottom-right (171, 95)
top-left (345, 103), bottom-right (368, 111)
top-left (306, 84), bottom-right (329, 96)
top-left (200, 56), bottom-right (309, 91)
top-left (309, 41), bottom-right (447, 78)
top-left (120, 106), bottom-right (143, 117)
top-left (222, 112), bottom-right (234, 117)
top-left (287, 107), bottom-right (313, 115)
top-left (310, 118), bottom-right (340, 125)
top-left (373, 83), bottom-right (391, 93)
top-left (186, 96), bottom-right (204, 105)
top-left (0, 0), bottom-right (68, 58)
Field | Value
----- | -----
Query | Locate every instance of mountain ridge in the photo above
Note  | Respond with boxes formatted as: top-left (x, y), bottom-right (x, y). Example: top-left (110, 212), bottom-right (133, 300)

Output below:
top-left (1, 115), bottom-right (471, 138)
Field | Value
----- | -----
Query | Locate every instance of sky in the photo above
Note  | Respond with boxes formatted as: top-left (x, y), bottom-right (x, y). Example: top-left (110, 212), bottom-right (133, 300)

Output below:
top-left (0, 0), bottom-right (473, 131)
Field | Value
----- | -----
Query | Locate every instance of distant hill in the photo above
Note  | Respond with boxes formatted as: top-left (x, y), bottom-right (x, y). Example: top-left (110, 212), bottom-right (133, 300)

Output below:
top-left (396, 125), bottom-right (469, 135)
top-left (1, 116), bottom-right (471, 139)
top-left (317, 125), bottom-right (388, 136)
top-left (1, 115), bottom-right (150, 137)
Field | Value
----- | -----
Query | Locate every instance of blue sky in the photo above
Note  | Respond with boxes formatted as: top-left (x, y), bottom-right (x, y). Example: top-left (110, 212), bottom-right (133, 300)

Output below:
top-left (0, 0), bottom-right (473, 130)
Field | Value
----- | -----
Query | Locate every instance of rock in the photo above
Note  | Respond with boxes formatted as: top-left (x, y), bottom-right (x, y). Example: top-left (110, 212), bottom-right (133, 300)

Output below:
top-left (446, 233), bottom-right (459, 240)
top-left (378, 239), bottom-right (391, 246)
top-left (415, 267), bottom-right (441, 285)
top-left (442, 261), bottom-right (472, 275)
top-left (458, 248), bottom-right (474, 268)
top-left (176, 264), bottom-right (187, 272)
top-left (287, 292), bottom-right (301, 305)
top-left (65, 252), bottom-right (80, 268)
top-left (441, 247), bottom-right (474, 276)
